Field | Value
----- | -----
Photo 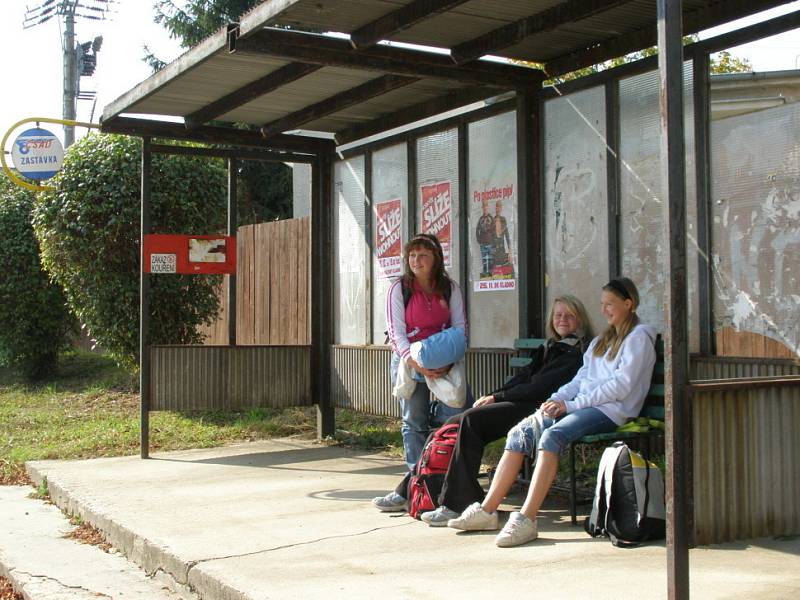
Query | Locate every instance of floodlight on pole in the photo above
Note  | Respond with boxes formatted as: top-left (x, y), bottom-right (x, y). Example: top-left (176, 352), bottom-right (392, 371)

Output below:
top-left (21, 1), bottom-right (116, 147)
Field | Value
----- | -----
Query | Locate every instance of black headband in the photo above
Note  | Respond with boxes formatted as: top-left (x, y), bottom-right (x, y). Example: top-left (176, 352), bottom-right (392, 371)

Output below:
top-left (409, 234), bottom-right (442, 255)
top-left (605, 279), bottom-right (632, 301)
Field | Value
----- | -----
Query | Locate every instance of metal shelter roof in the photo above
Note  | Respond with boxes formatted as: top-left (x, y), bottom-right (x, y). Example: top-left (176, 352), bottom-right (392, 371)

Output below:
top-left (101, 0), bottom-right (798, 149)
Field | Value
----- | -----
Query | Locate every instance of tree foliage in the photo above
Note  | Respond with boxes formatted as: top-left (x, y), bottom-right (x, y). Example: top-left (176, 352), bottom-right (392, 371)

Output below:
top-left (32, 133), bottom-right (227, 369)
top-left (147, 0), bottom-right (294, 225)
top-left (533, 35), bottom-right (752, 85)
top-left (0, 176), bottom-right (74, 379)
top-left (154, 0), bottom-right (260, 48)
top-left (709, 50), bottom-right (752, 75)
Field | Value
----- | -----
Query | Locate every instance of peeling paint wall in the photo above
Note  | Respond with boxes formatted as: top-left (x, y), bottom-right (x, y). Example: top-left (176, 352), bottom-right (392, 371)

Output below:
top-left (544, 86), bottom-right (609, 329)
top-left (711, 99), bottom-right (800, 356)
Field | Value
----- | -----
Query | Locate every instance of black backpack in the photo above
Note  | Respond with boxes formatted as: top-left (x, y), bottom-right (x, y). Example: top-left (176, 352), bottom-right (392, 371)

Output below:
top-left (585, 442), bottom-right (666, 547)
top-left (407, 422), bottom-right (459, 519)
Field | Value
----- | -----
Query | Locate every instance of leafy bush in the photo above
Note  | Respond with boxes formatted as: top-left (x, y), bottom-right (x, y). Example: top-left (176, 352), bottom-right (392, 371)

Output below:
top-left (0, 176), bottom-right (74, 379)
top-left (33, 133), bottom-right (226, 368)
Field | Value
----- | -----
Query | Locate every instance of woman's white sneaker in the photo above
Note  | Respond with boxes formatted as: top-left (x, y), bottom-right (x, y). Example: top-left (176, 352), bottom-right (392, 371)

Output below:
top-left (447, 502), bottom-right (499, 531)
top-left (371, 492), bottom-right (407, 512)
top-left (495, 511), bottom-right (538, 547)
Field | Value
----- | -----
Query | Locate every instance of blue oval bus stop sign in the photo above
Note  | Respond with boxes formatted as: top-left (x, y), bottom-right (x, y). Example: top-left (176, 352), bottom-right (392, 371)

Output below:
top-left (11, 127), bottom-right (64, 181)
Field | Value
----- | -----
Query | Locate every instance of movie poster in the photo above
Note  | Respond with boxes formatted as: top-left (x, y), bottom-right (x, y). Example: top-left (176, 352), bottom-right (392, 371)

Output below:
top-left (420, 180), bottom-right (452, 267)
top-left (375, 198), bottom-right (402, 279)
top-left (471, 183), bottom-right (516, 292)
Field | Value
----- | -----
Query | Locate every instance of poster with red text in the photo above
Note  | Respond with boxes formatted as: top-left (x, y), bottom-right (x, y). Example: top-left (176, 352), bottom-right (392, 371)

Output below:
top-left (375, 198), bottom-right (402, 279)
top-left (420, 180), bottom-right (452, 267)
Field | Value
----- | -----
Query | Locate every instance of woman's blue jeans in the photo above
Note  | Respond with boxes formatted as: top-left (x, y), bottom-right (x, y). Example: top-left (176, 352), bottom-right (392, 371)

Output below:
top-left (391, 353), bottom-right (471, 470)
top-left (505, 407), bottom-right (617, 457)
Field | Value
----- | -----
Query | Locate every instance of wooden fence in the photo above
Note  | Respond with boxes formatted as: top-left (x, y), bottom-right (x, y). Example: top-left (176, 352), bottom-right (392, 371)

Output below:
top-left (198, 217), bottom-right (310, 345)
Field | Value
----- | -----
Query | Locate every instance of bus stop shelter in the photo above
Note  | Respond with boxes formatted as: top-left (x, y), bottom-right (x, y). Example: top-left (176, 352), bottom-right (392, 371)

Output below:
top-left (99, 2), bottom-right (800, 598)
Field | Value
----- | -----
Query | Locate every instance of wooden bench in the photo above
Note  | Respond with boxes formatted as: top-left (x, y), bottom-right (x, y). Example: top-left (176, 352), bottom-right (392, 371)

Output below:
top-left (509, 336), bottom-right (665, 525)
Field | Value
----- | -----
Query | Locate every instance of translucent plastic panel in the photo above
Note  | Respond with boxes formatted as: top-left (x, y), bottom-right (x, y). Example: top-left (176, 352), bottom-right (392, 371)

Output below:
top-left (371, 143), bottom-right (408, 345)
top-left (544, 86), bottom-right (609, 331)
top-left (467, 111), bottom-right (519, 348)
top-left (618, 62), bottom-right (699, 351)
top-left (416, 128), bottom-right (461, 280)
top-left (710, 100), bottom-right (800, 356)
top-left (334, 156), bottom-right (368, 345)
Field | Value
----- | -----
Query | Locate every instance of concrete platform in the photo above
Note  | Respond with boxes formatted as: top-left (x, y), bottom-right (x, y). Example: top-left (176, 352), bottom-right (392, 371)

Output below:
top-left (0, 485), bottom-right (189, 600)
top-left (23, 439), bottom-right (800, 600)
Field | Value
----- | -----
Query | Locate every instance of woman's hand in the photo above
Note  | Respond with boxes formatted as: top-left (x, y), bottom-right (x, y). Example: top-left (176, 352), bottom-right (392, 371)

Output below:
top-left (408, 359), bottom-right (450, 379)
top-left (541, 399), bottom-right (566, 419)
top-left (473, 395), bottom-right (495, 408)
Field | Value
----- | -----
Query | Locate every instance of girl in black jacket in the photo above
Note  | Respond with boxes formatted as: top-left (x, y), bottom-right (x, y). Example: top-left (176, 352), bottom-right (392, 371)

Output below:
top-left (372, 295), bottom-right (594, 522)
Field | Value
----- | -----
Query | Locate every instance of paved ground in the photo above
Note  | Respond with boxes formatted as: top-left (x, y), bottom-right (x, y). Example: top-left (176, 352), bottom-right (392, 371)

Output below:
top-left (0, 485), bottom-right (190, 600)
top-left (11, 439), bottom-right (800, 599)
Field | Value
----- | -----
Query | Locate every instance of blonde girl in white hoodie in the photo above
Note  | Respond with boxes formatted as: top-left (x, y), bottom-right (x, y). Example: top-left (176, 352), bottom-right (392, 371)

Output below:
top-left (447, 277), bottom-right (657, 548)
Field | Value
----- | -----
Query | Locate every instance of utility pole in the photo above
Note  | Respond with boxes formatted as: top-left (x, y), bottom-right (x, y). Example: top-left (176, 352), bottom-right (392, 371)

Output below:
top-left (62, 3), bottom-right (77, 147)
top-left (23, 0), bottom-right (114, 148)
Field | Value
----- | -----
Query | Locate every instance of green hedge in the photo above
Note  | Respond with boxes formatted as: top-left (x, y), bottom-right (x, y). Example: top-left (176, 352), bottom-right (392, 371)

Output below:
top-left (33, 133), bottom-right (227, 368)
top-left (0, 176), bottom-right (74, 379)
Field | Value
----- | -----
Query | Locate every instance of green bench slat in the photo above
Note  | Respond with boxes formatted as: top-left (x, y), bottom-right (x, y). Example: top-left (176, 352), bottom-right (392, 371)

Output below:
top-left (653, 363), bottom-right (665, 375)
top-left (509, 356), bottom-right (533, 369)
top-left (648, 383), bottom-right (664, 396)
top-left (514, 338), bottom-right (546, 350)
top-left (579, 430), bottom-right (643, 444)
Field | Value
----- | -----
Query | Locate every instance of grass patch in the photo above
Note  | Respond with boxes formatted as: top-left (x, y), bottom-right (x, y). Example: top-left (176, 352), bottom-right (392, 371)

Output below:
top-left (0, 351), bottom-right (405, 483)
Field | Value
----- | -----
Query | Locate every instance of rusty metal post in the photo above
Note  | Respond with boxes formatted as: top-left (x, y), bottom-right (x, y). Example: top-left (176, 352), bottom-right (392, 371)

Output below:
top-left (140, 137), bottom-right (152, 459)
top-left (657, 0), bottom-right (691, 598)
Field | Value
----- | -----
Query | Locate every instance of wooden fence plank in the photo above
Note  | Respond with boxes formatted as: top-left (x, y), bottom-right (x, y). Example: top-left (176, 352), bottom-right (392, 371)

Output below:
top-left (202, 218), bottom-right (311, 346)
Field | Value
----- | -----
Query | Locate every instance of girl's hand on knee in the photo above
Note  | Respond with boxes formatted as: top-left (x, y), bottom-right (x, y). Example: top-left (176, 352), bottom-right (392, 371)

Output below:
top-left (474, 395), bottom-right (495, 408)
top-left (542, 400), bottom-right (566, 418)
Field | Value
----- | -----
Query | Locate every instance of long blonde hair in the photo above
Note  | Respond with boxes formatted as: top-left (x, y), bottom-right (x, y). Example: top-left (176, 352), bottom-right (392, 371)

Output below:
top-left (593, 277), bottom-right (641, 360)
top-left (545, 295), bottom-right (594, 345)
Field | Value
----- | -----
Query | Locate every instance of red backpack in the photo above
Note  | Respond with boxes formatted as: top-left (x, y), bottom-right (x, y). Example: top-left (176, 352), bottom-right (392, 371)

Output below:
top-left (407, 423), bottom-right (459, 519)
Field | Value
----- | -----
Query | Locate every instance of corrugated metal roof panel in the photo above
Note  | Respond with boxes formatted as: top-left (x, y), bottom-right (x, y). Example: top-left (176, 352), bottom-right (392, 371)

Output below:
top-left (302, 78), bottom-right (467, 131)
top-left (221, 67), bottom-right (386, 124)
top-left (128, 52), bottom-right (296, 117)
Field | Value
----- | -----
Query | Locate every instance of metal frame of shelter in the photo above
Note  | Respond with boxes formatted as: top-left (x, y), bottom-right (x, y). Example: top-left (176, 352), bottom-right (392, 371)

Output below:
top-left (99, 2), bottom-right (800, 598)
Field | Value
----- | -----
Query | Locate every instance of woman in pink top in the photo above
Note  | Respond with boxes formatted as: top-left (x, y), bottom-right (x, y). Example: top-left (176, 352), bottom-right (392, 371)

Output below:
top-left (382, 234), bottom-right (468, 481)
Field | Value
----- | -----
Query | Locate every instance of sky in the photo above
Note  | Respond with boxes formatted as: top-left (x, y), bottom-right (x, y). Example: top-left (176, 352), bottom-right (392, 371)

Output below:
top-left (1, 0), bottom-right (800, 153)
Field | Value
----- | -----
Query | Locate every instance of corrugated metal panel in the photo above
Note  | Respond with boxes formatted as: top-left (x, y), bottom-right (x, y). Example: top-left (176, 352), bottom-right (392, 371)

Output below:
top-left (692, 380), bottom-right (800, 545)
top-left (691, 356), bottom-right (800, 380)
top-left (331, 346), bottom-right (511, 417)
top-left (151, 345), bottom-right (311, 410)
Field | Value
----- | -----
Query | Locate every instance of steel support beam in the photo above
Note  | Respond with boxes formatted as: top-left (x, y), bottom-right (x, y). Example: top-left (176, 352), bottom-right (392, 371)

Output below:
top-left (231, 27), bottom-right (539, 89)
top-left (451, 0), bottom-right (631, 64)
top-left (605, 80), bottom-right (621, 277)
top-left (312, 153), bottom-right (335, 439)
top-left (516, 89), bottom-right (544, 337)
top-left (350, 0), bottom-right (471, 49)
top-left (693, 55), bottom-right (713, 356)
top-left (546, 0), bottom-right (795, 77)
top-left (139, 137), bottom-right (152, 459)
top-left (102, 117), bottom-right (332, 155)
top-left (657, 0), bottom-right (690, 597)
top-left (227, 158), bottom-right (238, 347)
top-left (260, 74), bottom-right (420, 138)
